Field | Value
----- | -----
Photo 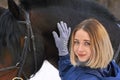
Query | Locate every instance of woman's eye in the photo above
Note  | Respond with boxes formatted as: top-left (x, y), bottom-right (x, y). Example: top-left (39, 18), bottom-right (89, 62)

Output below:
top-left (74, 41), bottom-right (79, 45)
top-left (84, 42), bottom-right (90, 46)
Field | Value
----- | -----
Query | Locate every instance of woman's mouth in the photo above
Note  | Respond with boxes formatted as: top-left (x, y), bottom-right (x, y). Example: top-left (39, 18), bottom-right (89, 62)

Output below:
top-left (78, 54), bottom-right (86, 57)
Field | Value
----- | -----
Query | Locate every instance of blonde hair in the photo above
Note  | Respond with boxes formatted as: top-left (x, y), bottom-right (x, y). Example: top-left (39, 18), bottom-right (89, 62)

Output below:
top-left (70, 18), bottom-right (113, 69)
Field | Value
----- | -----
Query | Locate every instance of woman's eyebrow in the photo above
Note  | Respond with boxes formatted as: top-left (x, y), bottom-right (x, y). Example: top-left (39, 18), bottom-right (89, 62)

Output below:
top-left (84, 40), bottom-right (90, 42)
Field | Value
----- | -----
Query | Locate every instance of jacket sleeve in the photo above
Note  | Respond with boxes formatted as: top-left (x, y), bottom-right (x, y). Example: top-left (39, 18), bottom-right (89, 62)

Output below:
top-left (99, 61), bottom-right (120, 80)
top-left (79, 76), bottom-right (120, 80)
top-left (79, 74), bottom-right (120, 80)
top-left (100, 77), bottom-right (120, 80)
top-left (58, 54), bottom-right (73, 79)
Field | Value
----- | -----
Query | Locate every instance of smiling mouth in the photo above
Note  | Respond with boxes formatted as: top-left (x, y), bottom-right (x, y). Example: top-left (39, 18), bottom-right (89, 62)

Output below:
top-left (78, 54), bottom-right (86, 57)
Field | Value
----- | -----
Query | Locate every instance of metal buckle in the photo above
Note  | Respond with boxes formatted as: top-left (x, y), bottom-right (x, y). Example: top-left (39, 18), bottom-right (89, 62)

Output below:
top-left (12, 77), bottom-right (23, 80)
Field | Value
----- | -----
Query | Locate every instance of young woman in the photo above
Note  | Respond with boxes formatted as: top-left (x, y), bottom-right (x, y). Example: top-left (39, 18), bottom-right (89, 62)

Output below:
top-left (52, 19), bottom-right (120, 80)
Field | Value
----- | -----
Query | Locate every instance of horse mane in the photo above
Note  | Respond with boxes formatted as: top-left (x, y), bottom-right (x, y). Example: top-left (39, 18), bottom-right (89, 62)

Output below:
top-left (0, 10), bottom-right (25, 62)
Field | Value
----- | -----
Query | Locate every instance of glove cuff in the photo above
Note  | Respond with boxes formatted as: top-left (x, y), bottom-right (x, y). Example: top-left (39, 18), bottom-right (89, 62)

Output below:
top-left (58, 47), bottom-right (69, 56)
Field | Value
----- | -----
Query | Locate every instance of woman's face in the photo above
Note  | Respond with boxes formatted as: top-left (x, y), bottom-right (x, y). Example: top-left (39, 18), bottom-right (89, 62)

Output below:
top-left (73, 29), bottom-right (92, 62)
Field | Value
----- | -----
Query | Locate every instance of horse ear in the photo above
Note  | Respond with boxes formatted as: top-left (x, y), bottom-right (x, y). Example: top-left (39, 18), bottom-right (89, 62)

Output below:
top-left (8, 0), bottom-right (25, 20)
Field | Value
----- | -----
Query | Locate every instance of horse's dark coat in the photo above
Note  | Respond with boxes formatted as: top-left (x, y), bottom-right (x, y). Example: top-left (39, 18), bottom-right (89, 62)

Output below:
top-left (20, 0), bottom-right (120, 64)
top-left (0, 7), bottom-right (6, 15)
top-left (0, 0), bottom-right (120, 79)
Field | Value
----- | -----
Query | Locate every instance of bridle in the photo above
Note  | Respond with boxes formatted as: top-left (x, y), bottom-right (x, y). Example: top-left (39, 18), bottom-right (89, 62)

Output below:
top-left (0, 9), bottom-right (37, 80)
top-left (16, 10), bottom-right (38, 79)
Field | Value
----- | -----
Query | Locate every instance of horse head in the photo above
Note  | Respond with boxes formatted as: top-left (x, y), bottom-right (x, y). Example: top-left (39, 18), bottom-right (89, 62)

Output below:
top-left (0, 0), bottom-right (44, 79)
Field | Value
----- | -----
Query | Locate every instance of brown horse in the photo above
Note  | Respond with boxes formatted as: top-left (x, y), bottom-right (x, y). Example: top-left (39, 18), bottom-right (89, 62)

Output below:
top-left (0, 0), bottom-right (120, 79)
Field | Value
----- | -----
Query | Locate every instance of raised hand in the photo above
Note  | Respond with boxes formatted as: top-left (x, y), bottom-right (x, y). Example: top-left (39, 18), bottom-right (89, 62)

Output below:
top-left (52, 21), bottom-right (71, 56)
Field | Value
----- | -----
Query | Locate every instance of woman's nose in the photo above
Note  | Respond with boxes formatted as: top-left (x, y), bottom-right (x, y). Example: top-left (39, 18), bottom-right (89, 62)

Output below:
top-left (77, 44), bottom-right (84, 52)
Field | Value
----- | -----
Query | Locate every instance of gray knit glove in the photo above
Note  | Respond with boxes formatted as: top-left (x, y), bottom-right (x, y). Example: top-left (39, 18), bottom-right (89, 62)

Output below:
top-left (52, 21), bottom-right (71, 56)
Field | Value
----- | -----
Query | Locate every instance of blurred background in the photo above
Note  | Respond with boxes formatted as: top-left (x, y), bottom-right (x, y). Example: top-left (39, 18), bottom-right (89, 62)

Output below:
top-left (0, 0), bottom-right (120, 19)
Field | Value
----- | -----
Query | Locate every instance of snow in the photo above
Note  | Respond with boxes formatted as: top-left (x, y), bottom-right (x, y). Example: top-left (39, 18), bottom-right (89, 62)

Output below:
top-left (30, 60), bottom-right (61, 80)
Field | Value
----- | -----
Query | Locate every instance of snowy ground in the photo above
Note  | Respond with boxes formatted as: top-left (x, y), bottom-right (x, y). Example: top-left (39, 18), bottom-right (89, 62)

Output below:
top-left (30, 60), bottom-right (61, 80)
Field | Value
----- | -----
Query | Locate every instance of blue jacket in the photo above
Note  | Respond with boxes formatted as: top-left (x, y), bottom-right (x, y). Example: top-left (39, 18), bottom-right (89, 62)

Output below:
top-left (59, 54), bottom-right (120, 80)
